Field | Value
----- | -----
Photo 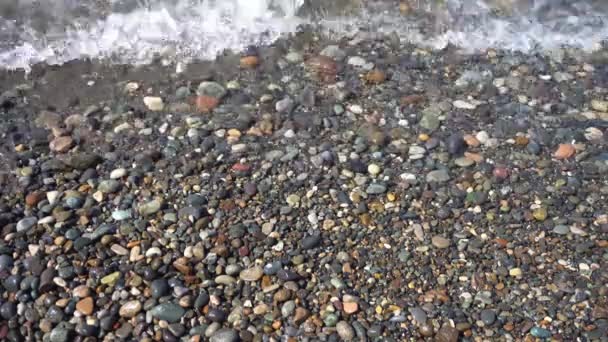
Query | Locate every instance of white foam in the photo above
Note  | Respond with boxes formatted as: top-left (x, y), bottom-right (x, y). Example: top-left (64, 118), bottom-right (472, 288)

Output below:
top-left (1, 0), bottom-right (608, 71)
top-left (0, 0), bottom-right (306, 71)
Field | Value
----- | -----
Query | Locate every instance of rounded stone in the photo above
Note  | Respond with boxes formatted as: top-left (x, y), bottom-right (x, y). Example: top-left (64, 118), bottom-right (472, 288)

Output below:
top-left (239, 266), bottom-right (263, 282)
top-left (119, 301), bottom-right (142, 318)
top-left (480, 309), bottom-right (496, 325)
top-left (150, 279), bottom-right (170, 299)
top-left (209, 328), bottom-right (239, 342)
top-left (336, 321), bottom-right (356, 340)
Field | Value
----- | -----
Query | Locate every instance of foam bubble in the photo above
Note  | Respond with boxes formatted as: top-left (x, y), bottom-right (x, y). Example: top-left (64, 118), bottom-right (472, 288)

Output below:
top-left (1, 0), bottom-right (608, 71)
top-left (0, 0), bottom-right (306, 71)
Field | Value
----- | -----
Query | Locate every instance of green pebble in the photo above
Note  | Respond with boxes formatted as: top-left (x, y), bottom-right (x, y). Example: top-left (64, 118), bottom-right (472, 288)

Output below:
top-left (324, 313), bottom-right (339, 327)
top-left (101, 272), bottom-right (121, 286)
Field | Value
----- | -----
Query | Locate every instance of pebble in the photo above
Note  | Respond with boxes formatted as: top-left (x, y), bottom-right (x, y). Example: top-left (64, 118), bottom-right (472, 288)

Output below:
top-left (119, 301), bottom-right (142, 318)
top-left (426, 170), bottom-right (450, 183)
top-left (447, 133), bottom-right (467, 155)
top-left (591, 99), bottom-right (608, 112)
top-left (367, 163), bottom-right (381, 175)
top-left (110, 168), bottom-right (127, 179)
top-left (453, 100), bottom-right (477, 109)
top-left (151, 279), bottom-right (170, 298)
top-left (197, 81), bottom-right (227, 99)
top-left (584, 127), bottom-right (603, 141)
top-left (215, 275), bottom-right (236, 285)
top-left (366, 183), bottom-right (387, 194)
top-left (554, 144), bottom-right (575, 159)
top-left (336, 321), bottom-right (356, 340)
top-left (530, 326), bottom-right (552, 338)
top-left (143, 96), bottom-right (164, 111)
top-left (139, 199), bottom-right (162, 216)
top-left (49, 136), bottom-right (74, 153)
top-left (239, 266), bottom-right (263, 281)
top-left (209, 329), bottom-right (239, 342)
top-left (150, 303), bottom-right (185, 323)
top-left (302, 234), bottom-right (322, 249)
top-left (436, 324), bottom-right (459, 342)
top-left (509, 268), bottom-right (523, 277)
top-left (432, 236), bottom-right (451, 249)
top-left (16, 217), bottom-right (37, 232)
top-left (553, 225), bottom-right (569, 235)
top-left (410, 307), bottom-right (427, 324)
top-left (480, 309), bottom-right (496, 325)
top-left (76, 297), bottom-right (94, 316)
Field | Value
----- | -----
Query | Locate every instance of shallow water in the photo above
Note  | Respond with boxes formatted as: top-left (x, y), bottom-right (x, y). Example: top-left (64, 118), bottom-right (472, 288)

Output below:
top-left (0, 0), bottom-right (607, 70)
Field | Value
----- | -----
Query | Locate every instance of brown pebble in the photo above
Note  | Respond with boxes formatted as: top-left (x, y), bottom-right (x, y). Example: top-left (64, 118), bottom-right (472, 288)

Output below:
top-left (463, 134), bottom-right (480, 147)
top-left (436, 324), bottom-right (459, 342)
top-left (26, 192), bottom-right (44, 207)
top-left (343, 302), bottom-right (358, 314)
top-left (76, 297), bottom-right (94, 316)
top-left (49, 136), bottom-right (74, 153)
top-left (400, 94), bottom-right (425, 106)
top-left (293, 307), bottom-right (310, 326)
top-left (515, 136), bottom-right (529, 146)
top-left (72, 285), bottom-right (91, 298)
top-left (399, 1), bottom-right (412, 14)
top-left (240, 55), bottom-right (260, 68)
top-left (306, 55), bottom-right (337, 82)
top-left (196, 95), bottom-right (220, 113)
top-left (554, 144), bottom-right (575, 160)
top-left (419, 324), bottom-right (434, 337)
top-left (365, 69), bottom-right (387, 84)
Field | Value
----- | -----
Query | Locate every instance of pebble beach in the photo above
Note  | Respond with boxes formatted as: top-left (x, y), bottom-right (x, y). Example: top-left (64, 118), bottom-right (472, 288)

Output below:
top-left (1, 2), bottom-right (608, 342)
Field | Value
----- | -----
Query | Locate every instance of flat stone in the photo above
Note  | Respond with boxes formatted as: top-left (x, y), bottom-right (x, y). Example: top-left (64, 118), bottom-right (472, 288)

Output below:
top-left (143, 96), bottom-right (164, 111)
top-left (110, 168), bottom-right (127, 179)
top-left (426, 170), bottom-right (450, 183)
top-left (591, 99), bottom-right (608, 112)
top-left (49, 326), bottom-right (70, 342)
top-left (101, 272), bottom-right (120, 286)
top-left (50, 136), bottom-right (74, 153)
top-left (436, 324), bottom-right (459, 342)
top-left (553, 225), bottom-right (569, 235)
top-left (454, 157), bottom-right (475, 167)
top-left (16, 217), bottom-right (37, 233)
top-left (76, 297), bottom-right (94, 316)
top-left (453, 100), bottom-right (477, 109)
top-left (197, 82), bottom-right (227, 99)
top-left (239, 266), bottom-right (263, 282)
top-left (151, 279), bottom-right (170, 298)
top-left (366, 183), bottom-right (387, 194)
top-left (432, 236), bottom-right (450, 249)
top-left (302, 234), bottom-right (322, 249)
top-left (150, 303), bottom-right (185, 323)
top-left (209, 328), bottom-right (239, 342)
top-left (409, 307), bottom-right (427, 324)
top-left (119, 301), bottom-right (142, 318)
top-left (215, 275), bottom-right (236, 285)
top-left (139, 199), bottom-right (162, 216)
top-left (336, 321), bottom-right (356, 340)
top-left (480, 309), bottom-right (496, 325)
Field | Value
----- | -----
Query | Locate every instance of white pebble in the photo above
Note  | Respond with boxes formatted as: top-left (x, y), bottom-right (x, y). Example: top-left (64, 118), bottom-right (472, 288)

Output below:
top-left (110, 168), bottom-right (127, 179)
top-left (143, 96), bottom-right (164, 111)
top-left (367, 163), bottom-right (381, 176)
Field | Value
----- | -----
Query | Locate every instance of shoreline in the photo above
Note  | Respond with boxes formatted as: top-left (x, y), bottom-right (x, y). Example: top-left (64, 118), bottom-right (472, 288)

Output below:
top-left (0, 27), bottom-right (607, 341)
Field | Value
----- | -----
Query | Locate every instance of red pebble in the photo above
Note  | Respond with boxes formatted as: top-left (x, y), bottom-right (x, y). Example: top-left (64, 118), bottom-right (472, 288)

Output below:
top-left (493, 167), bottom-right (510, 180)
top-left (238, 246), bottom-right (249, 257)
top-left (0, 325), bottom-right (8, 339)
top-left (231, 163), bottom-right (251, 172)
